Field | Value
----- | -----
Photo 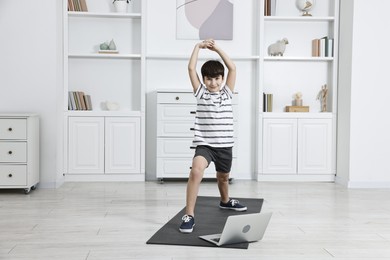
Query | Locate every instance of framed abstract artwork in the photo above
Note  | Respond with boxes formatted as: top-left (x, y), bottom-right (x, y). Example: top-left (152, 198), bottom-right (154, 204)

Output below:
top-left (176, 0), bottom-right (234, 40)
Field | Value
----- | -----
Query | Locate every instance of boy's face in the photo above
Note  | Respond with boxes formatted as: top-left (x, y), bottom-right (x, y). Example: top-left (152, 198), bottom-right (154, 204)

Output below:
top-left (203, 75), bottom-right (224, 92)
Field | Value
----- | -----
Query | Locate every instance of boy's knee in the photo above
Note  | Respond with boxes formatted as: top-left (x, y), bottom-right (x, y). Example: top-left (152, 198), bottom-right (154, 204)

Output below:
top-left (190, 166), bottom-right (204, 179)
top-left (217, 173), bottom-right (229, 182)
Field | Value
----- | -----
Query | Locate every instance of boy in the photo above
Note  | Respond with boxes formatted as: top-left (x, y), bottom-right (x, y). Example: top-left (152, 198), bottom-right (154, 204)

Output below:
top-left (179, 39), bottom-right (247, 234)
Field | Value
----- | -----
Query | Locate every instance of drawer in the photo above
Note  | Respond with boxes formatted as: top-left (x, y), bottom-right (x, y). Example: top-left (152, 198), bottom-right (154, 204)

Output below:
top-left (0, 165), bottom-right (27, 185)
top-left (157, 121), bottom-right (195, 137)
top-left (0, 119), bottom-right (27, 140)
top-left (157, 121), bottom-right (239, 137)
top-left (157, 92), bottom-right (239, 105)
top-left (157, 138), bottom-right (238, 157)
top-left (157, 104), bottom-right (239, 121)
top-left (157, 104), bottom-right (196, 121)
top-left (156, 158), bottom-right (237, 178)
top-left (157, 92), bottom-right (195, 104)
top-left (0, 142), bottom-right (27, 163)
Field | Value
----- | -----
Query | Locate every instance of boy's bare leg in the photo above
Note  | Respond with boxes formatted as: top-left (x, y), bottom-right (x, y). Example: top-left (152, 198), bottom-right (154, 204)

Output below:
top-left (217, 172), bottom-right (230, 203)
top-left (185, 156), bottom-right (208, 216)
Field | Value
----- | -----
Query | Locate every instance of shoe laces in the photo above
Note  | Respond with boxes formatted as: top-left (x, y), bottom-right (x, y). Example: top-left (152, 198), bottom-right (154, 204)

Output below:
top-left (182, 215), bottom-right (193, 223)
top-left (230, 199), bottom-right (239, 206)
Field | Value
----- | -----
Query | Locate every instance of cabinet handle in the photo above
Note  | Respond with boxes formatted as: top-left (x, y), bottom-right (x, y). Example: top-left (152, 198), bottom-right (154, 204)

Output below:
top-left (190, 128), bottom-right (195, 131)
top-left (8, 127), bottom-right (13, 131)
top-left (8, 151), bottom-right (13, 155)
top-left (8, 173), bottom-right (12, 178)
top-left (175, 96), bottom-right (179, 101)
top-left (190, 147), bottom-right (196, 149)
top-left (190, 111), bottom-right (196, 114)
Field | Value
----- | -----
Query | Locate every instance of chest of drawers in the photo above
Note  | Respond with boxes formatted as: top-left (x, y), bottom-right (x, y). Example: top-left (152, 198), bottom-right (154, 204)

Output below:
top-left (0, 114), bottom-right (39, 194)
top-left (156, 90), bottom-right (238, 182)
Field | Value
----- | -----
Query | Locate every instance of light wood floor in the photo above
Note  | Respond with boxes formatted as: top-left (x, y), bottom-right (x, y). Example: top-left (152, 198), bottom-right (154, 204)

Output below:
top-left (1, 180), bottom-right (390, 260)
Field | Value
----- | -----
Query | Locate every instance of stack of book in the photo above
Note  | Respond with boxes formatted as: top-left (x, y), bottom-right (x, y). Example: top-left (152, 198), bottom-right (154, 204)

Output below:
top-left (263, 93), bottom-right (273, 112)
top-left (68, 0), bottom-right (88, 12)
top-left (68, 91), bottom-right (92, 110)
top-left (312, 36), bottom-right (334, 57)
top-left (264, 0), bottom-right (277, 16)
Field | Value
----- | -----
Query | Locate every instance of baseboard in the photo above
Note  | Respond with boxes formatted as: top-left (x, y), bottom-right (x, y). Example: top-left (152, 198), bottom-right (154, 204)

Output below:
top-left (257, 174), bottom-right (335, 182)
top-left (347, 181), bottom-right (390, 189)
top-left (64, 174), bottom-right (145, 182)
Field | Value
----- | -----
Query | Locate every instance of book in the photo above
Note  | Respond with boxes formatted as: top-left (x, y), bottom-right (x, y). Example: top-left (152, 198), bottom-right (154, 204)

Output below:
top-left (68, 0), bottom-right (74, 11)
top-left (312, 39), bottom-right (320, 57)
top-left (270, 0), bottom-right (277, 16)
top-left (79, 0), bottom-right (88, 12)
top-left (68, 91), bottom-right (76, 110)
top-left (327, 38), bottom-right (334, 57)
top-left (84, 95), bottom-right (93, 110)
top-left (78, 91), bottom-right (87, 110)
top-left (319, 36), bottom-right (328, 57)
top-left (263, 93), bottom-right (273, 112)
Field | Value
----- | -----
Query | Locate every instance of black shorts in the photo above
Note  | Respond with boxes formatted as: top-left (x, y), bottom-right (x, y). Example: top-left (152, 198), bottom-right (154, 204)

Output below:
top-left (194, 145), bottom-right (233, 173)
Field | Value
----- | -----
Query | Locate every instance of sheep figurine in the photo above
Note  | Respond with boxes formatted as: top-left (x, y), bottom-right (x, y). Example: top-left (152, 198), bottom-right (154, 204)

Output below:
top-left (268, 38), bottom-right (289, 56)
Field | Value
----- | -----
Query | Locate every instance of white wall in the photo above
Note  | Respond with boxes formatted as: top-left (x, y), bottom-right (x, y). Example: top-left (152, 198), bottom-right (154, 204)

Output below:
top-left (144, 0), bottom-right (258, 180)
top-left (337, 0), bottom-right (390, 188)
top-left (2, 0), bottom-right (389, 187)
top-left (0, 0), bottom-right (63, 188)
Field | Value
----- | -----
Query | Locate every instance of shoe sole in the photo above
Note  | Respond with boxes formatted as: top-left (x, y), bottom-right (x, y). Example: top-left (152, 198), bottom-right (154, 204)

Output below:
top-left (219, 206), bottom-right (247, 211)
top-left (179, 224), bottom-right (195, 233)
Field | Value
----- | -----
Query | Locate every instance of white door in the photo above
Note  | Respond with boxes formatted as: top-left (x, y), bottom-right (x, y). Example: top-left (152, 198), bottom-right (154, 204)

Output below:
top-left (105, 117), bottom-right (141, 174)
top-left (68, 117), bottom-right (104, 174)
top-left (297, 119), bottom-right (332, 174)
top-left (262, 119), bottom-right (297, 174)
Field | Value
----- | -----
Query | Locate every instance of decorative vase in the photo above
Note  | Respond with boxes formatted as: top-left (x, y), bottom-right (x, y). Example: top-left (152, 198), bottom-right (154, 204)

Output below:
top-left (114, 1), bottom-right (128, 13)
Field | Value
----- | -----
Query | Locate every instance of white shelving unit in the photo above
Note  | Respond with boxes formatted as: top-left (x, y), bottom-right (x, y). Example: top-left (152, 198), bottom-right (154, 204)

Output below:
top-left (63, 0), bottom-right (145, 181)
top-left (256, 0), bottom-right (339, 181)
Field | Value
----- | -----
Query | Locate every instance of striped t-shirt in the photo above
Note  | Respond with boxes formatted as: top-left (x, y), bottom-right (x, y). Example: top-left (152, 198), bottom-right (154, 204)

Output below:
top-left (192, 84), bottom-right (234, 148)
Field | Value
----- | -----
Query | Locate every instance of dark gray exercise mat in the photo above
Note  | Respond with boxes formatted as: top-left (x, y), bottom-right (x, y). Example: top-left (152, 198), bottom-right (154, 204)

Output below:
top-left (146, 196), bottom-right (264, 249)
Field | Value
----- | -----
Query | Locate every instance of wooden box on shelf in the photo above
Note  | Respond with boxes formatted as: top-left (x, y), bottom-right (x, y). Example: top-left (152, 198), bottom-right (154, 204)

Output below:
top-left (286, 106), bottom-right (309, 112)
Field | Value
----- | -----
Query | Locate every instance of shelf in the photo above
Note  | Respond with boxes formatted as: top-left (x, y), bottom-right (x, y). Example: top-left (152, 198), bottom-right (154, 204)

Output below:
top-left (146, 54), bottom-right (260, 61)
top-left (264, 16), bottom-right (335, 22)
top-left (65, 110), bottom-right (142, 117)
top-left (264, 56), bottom-right (333, 61)
top-left (68, 11), bottom-right (141, 19)
top-left (69, 53), bottom-right (141, 59)
top-left (262, 112), bottom-right (334, 119)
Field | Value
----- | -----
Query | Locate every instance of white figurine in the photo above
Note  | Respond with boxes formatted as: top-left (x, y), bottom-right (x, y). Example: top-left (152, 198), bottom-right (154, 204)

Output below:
top-left (268, 38), bottom-right (289, 56)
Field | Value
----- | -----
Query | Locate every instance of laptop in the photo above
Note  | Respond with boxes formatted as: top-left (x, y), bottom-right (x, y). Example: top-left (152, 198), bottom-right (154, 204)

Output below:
top-left (199, 212), bottom-right (272, 246)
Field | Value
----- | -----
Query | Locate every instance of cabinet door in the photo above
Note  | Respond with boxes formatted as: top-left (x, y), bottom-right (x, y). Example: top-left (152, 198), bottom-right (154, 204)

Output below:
top-left (262, 119), bottom-right (297, 174)
top-left (298, 119), bottom-right (332, 174)
top-left (105, 117), bottom-right (140, 174)
top-left (68, 117), bottom-right (104, 174)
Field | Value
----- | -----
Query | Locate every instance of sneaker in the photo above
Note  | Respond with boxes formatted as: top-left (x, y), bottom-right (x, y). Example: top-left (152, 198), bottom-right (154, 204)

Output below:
top-left (179, 214), bottom-right (195, 233)
top-left (219, 199), bottom-right (247, 211)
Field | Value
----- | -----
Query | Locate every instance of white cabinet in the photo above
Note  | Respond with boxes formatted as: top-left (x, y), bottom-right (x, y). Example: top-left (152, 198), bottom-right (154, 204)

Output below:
top-left (63, 0), bottom-right (145, 181)
top-left (156, 90), bottom-right (238, 181)
top-left (105, 117), bottom-right (141, 174)
top-left (262, 117), bottom-right (333, 180)
top-left (257, 0), bottom-right (339, 181)
top-left (262, 119), bottom-right (297, 174)
top-left (67, 116), bottom-right (141, 180)
top-left (0, 114), bottom-right (39, 194)
top-left (68, 117), bottom-right (104, 174)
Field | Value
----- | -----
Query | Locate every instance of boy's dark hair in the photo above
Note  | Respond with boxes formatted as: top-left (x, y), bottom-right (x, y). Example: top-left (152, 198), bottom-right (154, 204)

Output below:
top-left (201, 60), bottom-right (225, 79)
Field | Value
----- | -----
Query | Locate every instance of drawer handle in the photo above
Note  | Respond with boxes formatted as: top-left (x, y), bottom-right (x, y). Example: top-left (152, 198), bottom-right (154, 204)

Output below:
top-left (175, 96), bottom-right (179, 101)
top-left (8, 127), bottom-right (13, 131)
top-left (8, 151), bottom-right (13, 155)
top-left (190, 128), bottom-right (195, 131)
top-left (8, 173), bottom-right (13, 178)
top-left (190, 111), bottom-right (196, 114)
top-left (190, 147), bottom-right (196, 149)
